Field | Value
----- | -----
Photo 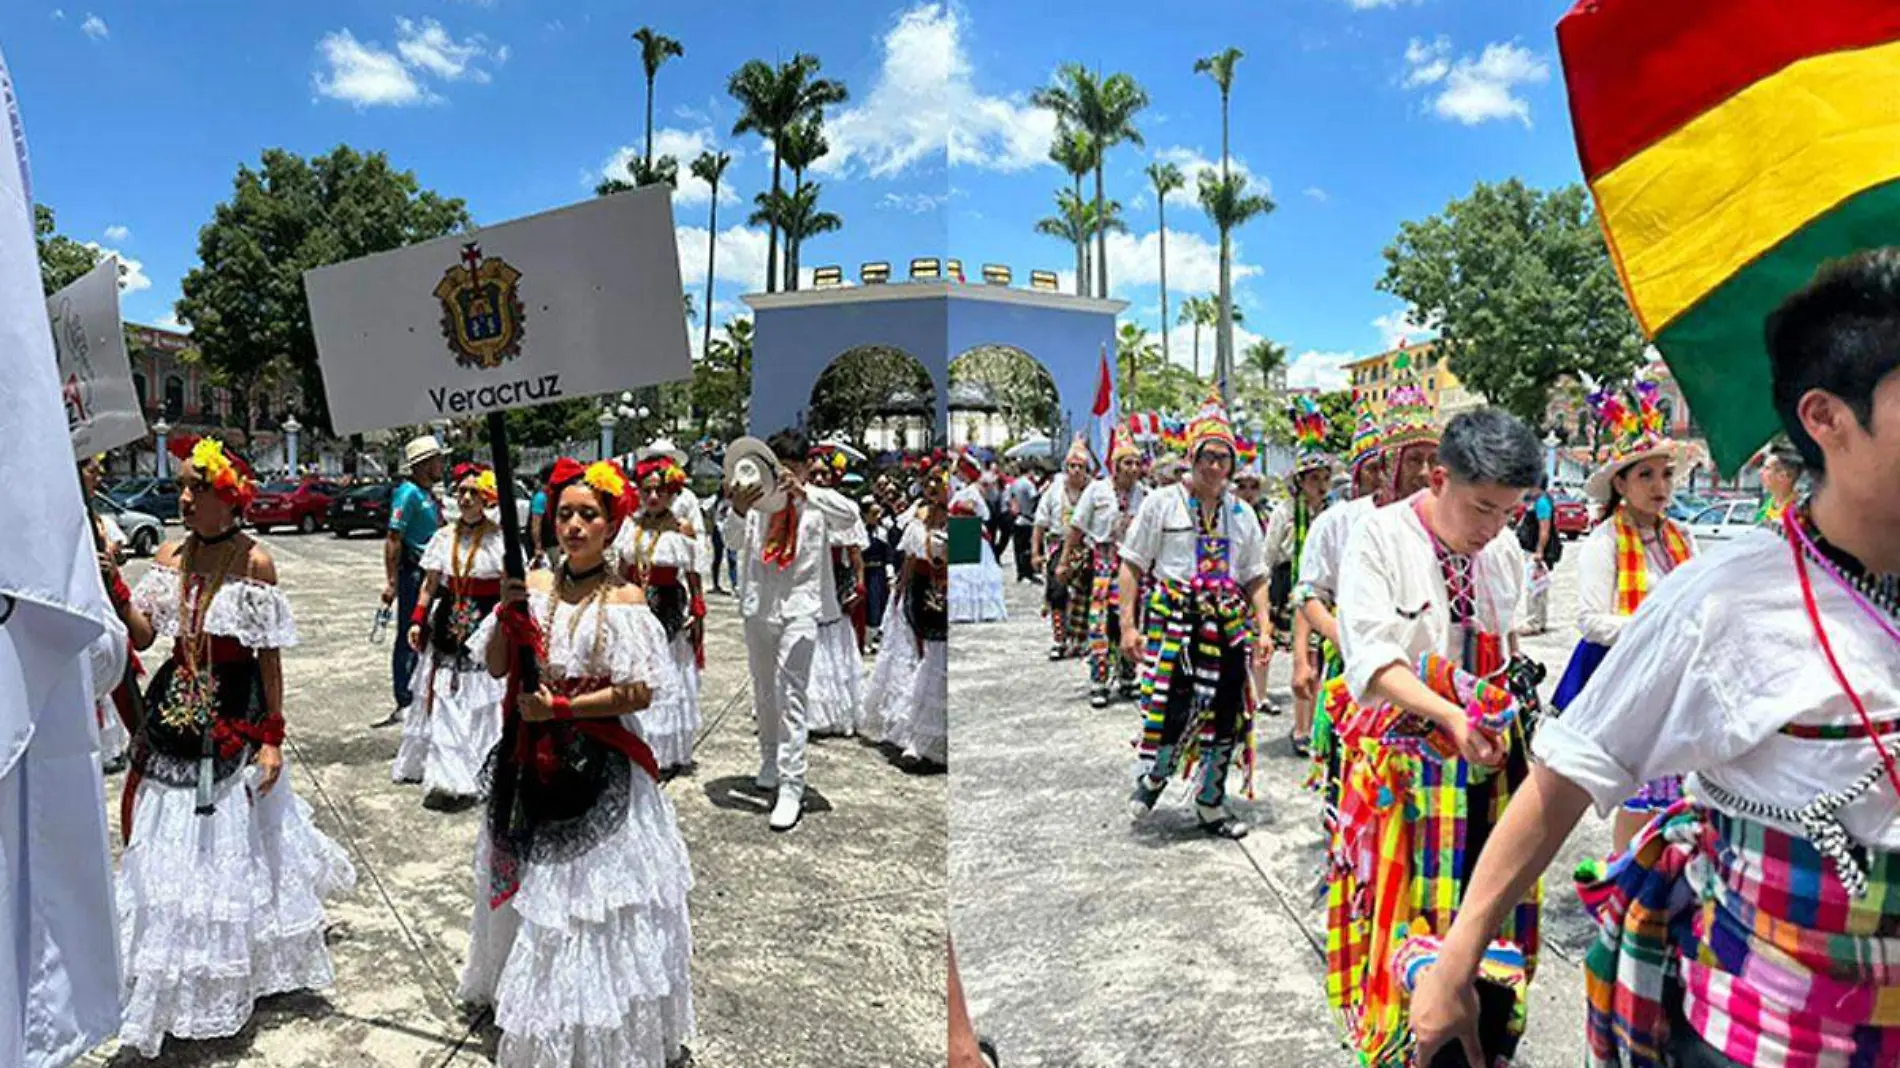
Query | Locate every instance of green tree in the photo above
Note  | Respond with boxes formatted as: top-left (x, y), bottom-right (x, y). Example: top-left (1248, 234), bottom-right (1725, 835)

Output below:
top-left (776, 115), bottom-right (831, 291)
top-left (1198, 170), bottom-right (1273, 406)
top-left (632, 28), bottom-right (685, 170)
top-left (690, 150), bottom-right (732, 362)
top-left (1047, 123), bottom-right (1097, 295)
top-left (808, 345), bottom-right (932, 444)
top-left (35, 204), bottom-right (106, 296)
top-left (1241, 337), bottom-right (1287, 400)
top-left (175, 146), bottom-right (470, 438)
top-left (1033, 65), bottom-right (1148, 299)
top-left (1314, 390), bottom-right (1357, 457)
top-left (749, 183), bottom-right (841, 294)
top-left (949, 346), bottom-right (1059, 440)
top-left (729, 55), bottom-right (848, 293)
top-left (1192, 48), bottom-right (1242, 183)
top-left (1379, 178), bottom-right (1646, 426)
top-left (691, 316), bottom-right (752, 442)
top-left (1117, 321), bottom-right (1202, 415)
top-left (1146, 160), bottom-right (1186, 368)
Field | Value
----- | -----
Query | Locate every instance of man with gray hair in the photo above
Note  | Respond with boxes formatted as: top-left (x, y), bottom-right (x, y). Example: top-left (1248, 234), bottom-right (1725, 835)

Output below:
top-left (1323, 407), bottom-right (1545, 1065)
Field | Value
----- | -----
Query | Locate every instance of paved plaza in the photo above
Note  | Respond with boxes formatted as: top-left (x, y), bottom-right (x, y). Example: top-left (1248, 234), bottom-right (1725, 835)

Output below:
top-left (950, 546), bottom-right (1613, 1068)
top-left (89, 529), bottom-right (947, 1067)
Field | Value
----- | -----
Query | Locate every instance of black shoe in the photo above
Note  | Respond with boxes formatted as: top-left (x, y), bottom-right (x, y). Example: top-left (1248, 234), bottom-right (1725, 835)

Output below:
top-left (101, 754), bottom-right (128, 776)
top-left (1128, 775), bottom-right (1165, 818)
top-left (1257, 698), bottom-right (1283, 718)
top-left (1290, 732), bottom-right (1312, 758)
top-left (1197, 811), bottom-right (1250, 839)
top-left (1089, 689), bottom-right (1110, 709)
top-left (369, 708), bottom-right (404, 729)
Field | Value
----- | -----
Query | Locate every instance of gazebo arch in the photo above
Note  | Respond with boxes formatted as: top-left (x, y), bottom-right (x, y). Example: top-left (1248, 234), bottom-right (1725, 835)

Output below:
top-left (947, 343), bottom-right (1061, 448)
top-left (742, 279), bottom-right (1125, 442)
top-left (806, 344), bottom-right (939, 451)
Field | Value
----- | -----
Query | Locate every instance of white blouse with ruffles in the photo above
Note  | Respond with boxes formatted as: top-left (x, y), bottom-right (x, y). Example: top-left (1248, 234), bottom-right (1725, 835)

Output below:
top-left (130, 565), bottom-right (299, 651)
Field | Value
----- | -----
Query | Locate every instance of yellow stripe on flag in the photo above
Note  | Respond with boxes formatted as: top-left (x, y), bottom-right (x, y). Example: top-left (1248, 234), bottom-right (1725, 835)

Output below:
top-left (1593, 39), bottom-right (1900, 336)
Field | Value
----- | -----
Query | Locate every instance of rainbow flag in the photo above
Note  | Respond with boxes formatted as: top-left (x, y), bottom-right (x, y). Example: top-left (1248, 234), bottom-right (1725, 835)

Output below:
top-left (1557, 0), bottom-right (1900, 474)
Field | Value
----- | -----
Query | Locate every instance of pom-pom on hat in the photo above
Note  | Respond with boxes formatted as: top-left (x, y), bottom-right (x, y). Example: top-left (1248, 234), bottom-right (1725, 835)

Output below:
top-left (1583, 375), bottom-right (1680, 502)
top-left (1289, 395), bottom-right (1335, 474)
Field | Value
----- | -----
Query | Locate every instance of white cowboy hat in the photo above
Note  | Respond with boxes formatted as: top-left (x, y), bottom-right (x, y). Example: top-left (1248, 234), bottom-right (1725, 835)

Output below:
top-left (638, 437), bottom-right (689, 466)
top-left (1583, 437), bottom-right (1683, 502)
top-left (402, 435), bottom-right (444, 473)
top-left (722, 436), bottom-right (787, 514)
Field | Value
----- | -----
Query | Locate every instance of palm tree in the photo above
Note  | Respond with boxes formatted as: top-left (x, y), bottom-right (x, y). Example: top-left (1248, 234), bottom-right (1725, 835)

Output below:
top-left (1048, 123), bottom-right (1097, 294)
top-left (1198, 170), bottom-right (1274, 406)
top-left (1193, 48), bottom-right (1243, 182)
top-left (633, 28), bottom-right (685, 169)
top-left (777, 116), bottom-right (830, 292)
top-left (750, 184), bottom-right (841, 292)
top-left (690, 150), bottom-right (731, 362)
top-left (1033, 65), bottom-right (1148, 299)
top-left (729, 55), bottom-right (848, 293)
top-left (1177, 294), bottom-right (1244, 382)
top-left (1034, 189), bottom-right (1091, 295)
top-left (1242, 337), bottom-right (1287, 400)
top-left (1146, 160), bottom-right (1185, 367)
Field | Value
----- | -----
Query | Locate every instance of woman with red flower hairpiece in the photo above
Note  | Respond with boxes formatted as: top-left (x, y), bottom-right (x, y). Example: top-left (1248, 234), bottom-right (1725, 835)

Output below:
top-left (114, 435), bottom-right (357, 1058)
top-left (611, 456), bottom-right (703, 773)
top-left (393, 462), bottom-right (508, 806)
top-left (459, 456), bottom-right (695, 1067)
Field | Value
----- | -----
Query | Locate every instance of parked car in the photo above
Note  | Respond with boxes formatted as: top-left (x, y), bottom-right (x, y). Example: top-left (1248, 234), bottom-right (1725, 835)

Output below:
top-left (1551, 494), bottom-right (1592, 539)
top-left (109, 477), bottom-right (180, 522)
top-left (1686, 498), bottom-right (1762, 545)
top-left (93, 494), bottom-right (163, 557)
top-left (247, 478), bottom-right (340, 534)
top-left (328, 481), bottom-right (394, 537)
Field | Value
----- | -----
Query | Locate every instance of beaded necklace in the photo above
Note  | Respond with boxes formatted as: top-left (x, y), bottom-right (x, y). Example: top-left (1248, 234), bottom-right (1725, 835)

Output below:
top-left (158, 536), bottom-right (240, 732)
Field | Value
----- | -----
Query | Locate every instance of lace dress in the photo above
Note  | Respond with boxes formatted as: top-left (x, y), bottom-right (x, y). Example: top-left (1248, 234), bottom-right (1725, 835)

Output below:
top-left (120, 564), bottom-right (357, 1058)
top-left (809, 521), bottom-right (869, 737)
top-left (394, 522), bottom-right (507, 798)
top-left (613, 520), bottom-right (702, 771)
top-left (875, 522), bottom-right (948, 765)
top-left (459, 590), bottom-right (696, 1067)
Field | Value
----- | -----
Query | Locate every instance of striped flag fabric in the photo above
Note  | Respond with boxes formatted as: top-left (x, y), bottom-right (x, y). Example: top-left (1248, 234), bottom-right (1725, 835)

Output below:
top-left (1090, 343), bottom-right (1116, 474)
top-left (1557, 0), bottom-right (1900, 473)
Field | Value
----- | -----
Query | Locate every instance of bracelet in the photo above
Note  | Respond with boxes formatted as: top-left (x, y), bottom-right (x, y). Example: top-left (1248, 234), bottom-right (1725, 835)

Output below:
top-left (550, 695), bottom-right (574, 721)
top-left (411, 601), bottom-right (429, 626)
top-left (690, 595), bottom-right (707, 620)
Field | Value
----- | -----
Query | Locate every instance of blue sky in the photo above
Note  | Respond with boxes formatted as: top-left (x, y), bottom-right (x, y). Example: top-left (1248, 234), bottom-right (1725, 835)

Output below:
top-left (9, 0), bottom-right (1591, 388)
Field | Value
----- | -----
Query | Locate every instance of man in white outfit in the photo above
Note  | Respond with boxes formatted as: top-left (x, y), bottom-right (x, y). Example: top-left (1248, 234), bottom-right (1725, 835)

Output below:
top-left (723, 428), bottom-right (863, 831)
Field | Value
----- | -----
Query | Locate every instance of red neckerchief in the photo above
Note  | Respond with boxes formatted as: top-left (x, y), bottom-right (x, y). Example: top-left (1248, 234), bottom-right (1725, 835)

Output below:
top-left (762, 498), bottom-right (799, 569)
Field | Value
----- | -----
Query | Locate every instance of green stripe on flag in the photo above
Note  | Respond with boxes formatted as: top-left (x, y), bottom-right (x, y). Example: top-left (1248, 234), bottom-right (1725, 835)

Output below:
top-left (1654, 177), bottom-right (1900, 475)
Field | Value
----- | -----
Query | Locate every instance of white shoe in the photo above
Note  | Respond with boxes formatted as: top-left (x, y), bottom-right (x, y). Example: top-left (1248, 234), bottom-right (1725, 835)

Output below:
top-left (769, 783), bottom-right (805, 831)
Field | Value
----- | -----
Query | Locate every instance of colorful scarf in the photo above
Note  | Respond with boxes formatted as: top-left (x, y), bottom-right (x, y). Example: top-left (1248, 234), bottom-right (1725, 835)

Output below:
top-left (762, 502), bottom-right (798, 569)
top-left (1578, 801), bottom-right (1900, 1068)
top-left (1613, 507), bottom-right (1692, 616)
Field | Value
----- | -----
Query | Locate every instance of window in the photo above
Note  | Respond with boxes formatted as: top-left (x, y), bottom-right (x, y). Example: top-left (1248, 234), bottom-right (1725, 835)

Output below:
top-left (163, 375), bottom-right (185, 421)
top-left (133, 372), bottom-right (147, 411)
top-left (1692, 505), bottom-right (1727, 525)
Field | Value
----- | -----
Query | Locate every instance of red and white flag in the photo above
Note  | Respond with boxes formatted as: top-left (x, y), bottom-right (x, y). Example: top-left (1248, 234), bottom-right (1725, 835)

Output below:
top-left (1090, 343), bottom-right (1116, 472)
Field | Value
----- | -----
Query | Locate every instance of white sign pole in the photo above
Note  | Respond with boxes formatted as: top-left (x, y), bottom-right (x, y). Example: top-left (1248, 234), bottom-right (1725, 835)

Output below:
top-left (52, 255), bottom-right (146, 458)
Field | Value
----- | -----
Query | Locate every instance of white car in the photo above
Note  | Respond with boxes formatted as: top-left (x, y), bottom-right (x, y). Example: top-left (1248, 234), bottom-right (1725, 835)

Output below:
top-left (1685, 498), bottom-right (1761, 545)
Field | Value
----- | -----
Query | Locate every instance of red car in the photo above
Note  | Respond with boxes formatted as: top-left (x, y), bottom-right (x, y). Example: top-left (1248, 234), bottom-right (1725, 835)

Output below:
top-left (1513, 493), bottom-right (1595, 540)
top-left (246, 478), bottom-right (341, 534)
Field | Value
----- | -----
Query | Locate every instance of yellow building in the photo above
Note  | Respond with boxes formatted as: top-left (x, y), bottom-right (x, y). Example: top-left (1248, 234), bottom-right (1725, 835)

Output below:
top-left (1341, 341), bottom-right (1465, 418)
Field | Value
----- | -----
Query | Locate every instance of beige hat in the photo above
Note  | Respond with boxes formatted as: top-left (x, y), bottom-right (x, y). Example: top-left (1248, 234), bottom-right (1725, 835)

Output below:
top-left (639, 437), bottom-right (688, 466)
top-left (722, 436), bottom-right (786, 514)
top-left (403, 435), bottom-right (444, 473)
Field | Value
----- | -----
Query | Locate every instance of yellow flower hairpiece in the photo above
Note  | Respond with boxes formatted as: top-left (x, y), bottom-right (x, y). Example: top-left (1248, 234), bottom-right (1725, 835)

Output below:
top-left (473, 469), bottom-right (498, 500)
top-left (583, 460), bottom-right (628, 500)
top-left (190, 437), bottom-right (232, 481)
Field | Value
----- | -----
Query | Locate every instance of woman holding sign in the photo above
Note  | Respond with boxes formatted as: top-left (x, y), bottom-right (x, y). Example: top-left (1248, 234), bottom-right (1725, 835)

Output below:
top-left (461, 458), bottom-right (695, 1068)
top-left (115, 436), bottom-right (357, 1058)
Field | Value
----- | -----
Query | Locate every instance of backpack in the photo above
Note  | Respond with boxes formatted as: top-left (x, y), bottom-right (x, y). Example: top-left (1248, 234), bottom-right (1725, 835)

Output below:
top-left (1517, 496), bottom-right (1562, 565)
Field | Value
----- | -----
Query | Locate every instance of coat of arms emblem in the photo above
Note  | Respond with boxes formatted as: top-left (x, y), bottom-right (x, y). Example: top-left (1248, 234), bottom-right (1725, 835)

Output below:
top-left (434, 242), bottom-right (527, 370)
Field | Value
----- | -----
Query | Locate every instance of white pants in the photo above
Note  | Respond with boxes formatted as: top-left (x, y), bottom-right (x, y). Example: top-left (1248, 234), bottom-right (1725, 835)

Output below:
top-left (745, 616), bottom-right (816, 786)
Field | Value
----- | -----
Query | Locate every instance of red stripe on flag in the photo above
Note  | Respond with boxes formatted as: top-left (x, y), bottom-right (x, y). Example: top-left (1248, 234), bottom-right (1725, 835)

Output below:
top-left (1559, 0), bottom-right (1900, 180)
top-left (1093, 345), bottom-right (1113, 418)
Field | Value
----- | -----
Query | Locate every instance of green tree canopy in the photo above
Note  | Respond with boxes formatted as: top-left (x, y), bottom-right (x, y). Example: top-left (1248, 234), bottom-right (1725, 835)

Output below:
top-left (175, 146), bottom-right (470, 436)
top-left (808, 344), bottom-right (932, 445)
top-left (949, 346), bottom-right (1058, 440)
top-left (35, 204), bottom-right (106, 296)
top-left (1378, 178), bottom-right (1647, 427)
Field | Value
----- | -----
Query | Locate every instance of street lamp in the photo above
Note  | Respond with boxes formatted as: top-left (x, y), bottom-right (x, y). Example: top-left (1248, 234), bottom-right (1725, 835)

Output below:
top-left (282, 415), bottom-right (302, 476)
top-left (1544, 430), bottom-right (1560, 487)
top-left (152, 419), bottom-right (171, 477)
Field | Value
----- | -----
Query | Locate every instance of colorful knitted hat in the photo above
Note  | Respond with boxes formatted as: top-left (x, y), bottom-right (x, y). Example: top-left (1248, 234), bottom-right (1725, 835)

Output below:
top-left (1184, 387), bottom-right (1237, 461)
top-left (1583, 375), bottom-right (1679, 502)
top-left (1289, 395), bottom-right (1335, 474)
top-left (1347, 396), bottom-right (1385, 474)
top-left (1108, 422), bottom-right (1143, 467)
top-left (1380, 351), bottom-right (1439, 452)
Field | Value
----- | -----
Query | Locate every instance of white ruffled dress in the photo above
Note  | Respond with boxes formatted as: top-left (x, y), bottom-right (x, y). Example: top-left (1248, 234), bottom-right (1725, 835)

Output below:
top-left (394, 523), bottom-right (508, 799)
top-left (459, 591), bottom-right (696, 1068)
top-left (948, 485), bottom-right (1007, 623)
top-left (612, 521), bottom-right (702, 770)
top-left (120, 566), bottom-right (358, 1059)
top-left (874, 523), bottom-right (949, 765)
top-left (808, 519), bottom-right (869, 737)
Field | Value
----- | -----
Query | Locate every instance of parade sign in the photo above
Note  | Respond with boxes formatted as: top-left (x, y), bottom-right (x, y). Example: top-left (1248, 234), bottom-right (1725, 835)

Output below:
top-left (303, 186), bottom-right (691, 435)
top-left (52, 256), bottom-right (146, 458)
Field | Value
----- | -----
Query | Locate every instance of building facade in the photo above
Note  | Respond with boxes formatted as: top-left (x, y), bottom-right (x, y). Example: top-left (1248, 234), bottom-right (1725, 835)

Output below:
top-left (1341, 340), bottom-right (1464, 417)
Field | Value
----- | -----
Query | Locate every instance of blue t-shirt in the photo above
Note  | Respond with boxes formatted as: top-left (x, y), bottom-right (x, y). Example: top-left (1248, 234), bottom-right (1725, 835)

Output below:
top-left (531, 489), bottom-right (548, 518)
top-left (1533, 495), bottom-right (1554, 522)
top-left (389, 480), bottom-right (440, 554)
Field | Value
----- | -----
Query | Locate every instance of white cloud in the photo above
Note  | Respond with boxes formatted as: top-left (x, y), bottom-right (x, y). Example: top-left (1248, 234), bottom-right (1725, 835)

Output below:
top-left (394, 17), bottom-right (502, 83)
top-left (597, 128), bottom-right (741, 207)
top-left (80, 13), bottom-right (106, 38)
top-left (314, 18), bottom-right (504, 108)
top-left (1404, 37), bottom-right (1549, 126)
top-left (1105, 228), bottom-right (1261, 297)
top-left (103, 223), bottom-right (129, 242)
top-left (1373, 306), bottom-right (1436, 349)
top-left (50, 9), bottom-right (65, 20)
top-left (817, 2), bottom-right (1056, 179)
top-left (1285, 350), bottom-right (1355, 392)
top-left (1150, 146), bottom-right (1268, 207)
top-left (878, 190), bottom-right (953, 214)
top-left (1347, 0), bottom-right (1422, 9)
top-left (675, 224), bottom-right (770, 293)
top-left (1303, 187), bottom-right (1329, 203)
top-left (83, 244), bottom-right (149, 293)
top-left (155, 310), bottom-right (190, 334)
top-left (314, 30), bottom-right (429, 106)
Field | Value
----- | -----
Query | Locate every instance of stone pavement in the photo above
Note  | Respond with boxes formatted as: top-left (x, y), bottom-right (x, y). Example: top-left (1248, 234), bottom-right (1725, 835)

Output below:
top-left (92, 529), bottom-right (946, 1067)
top-left (950, 544), bottom-right (1613, 1068)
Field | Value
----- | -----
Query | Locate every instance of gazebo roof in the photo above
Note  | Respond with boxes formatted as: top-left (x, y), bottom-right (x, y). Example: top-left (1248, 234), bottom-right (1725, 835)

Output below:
top-left (948, 380), bottom-right (998, 412)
